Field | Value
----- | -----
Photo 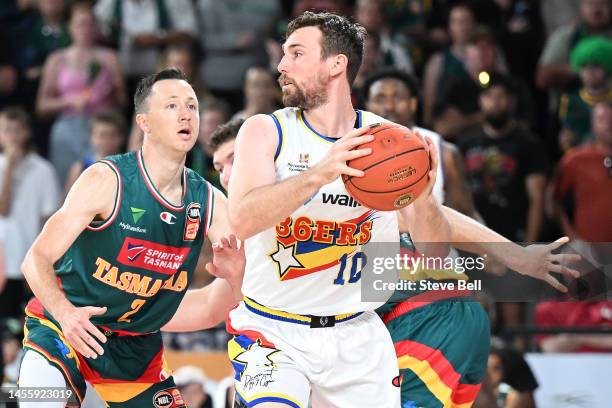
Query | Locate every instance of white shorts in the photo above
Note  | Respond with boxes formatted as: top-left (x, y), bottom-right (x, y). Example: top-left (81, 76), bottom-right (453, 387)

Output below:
top-left (227, 298), bottom-right (401, 408)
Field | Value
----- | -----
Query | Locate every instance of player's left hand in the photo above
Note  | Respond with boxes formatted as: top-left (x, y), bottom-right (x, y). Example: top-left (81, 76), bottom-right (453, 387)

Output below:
top-left (511, 236), bottom-right (581, 292)
top-left (206, 234), bottom-right (245, 298)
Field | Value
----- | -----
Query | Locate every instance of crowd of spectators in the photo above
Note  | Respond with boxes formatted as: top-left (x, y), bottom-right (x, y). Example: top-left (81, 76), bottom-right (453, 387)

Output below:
top-left (1, 1), bottom-right (611, 406)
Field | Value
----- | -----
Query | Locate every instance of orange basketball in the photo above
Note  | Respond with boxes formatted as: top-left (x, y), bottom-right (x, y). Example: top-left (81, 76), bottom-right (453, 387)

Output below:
top-left (342, 123), bottom-right (430, 211)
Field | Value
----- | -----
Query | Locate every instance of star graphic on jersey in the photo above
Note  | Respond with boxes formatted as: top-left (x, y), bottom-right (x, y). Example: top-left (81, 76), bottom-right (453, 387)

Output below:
top-left (233, 341), bottom-right (279, 379)
top-left (270, 241), bottom-right (304, 278)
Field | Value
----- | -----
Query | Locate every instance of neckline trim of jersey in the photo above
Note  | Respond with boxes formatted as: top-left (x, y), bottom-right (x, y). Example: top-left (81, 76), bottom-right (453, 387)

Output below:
top-left (137, 149), bottom-right (187, 212)
top-left (298, 109), bottom-right (362, 143)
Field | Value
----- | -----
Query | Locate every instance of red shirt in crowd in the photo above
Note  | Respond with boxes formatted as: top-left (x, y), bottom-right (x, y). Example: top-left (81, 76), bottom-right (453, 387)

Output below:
top-left (553, 143), bottom-right (612, 242)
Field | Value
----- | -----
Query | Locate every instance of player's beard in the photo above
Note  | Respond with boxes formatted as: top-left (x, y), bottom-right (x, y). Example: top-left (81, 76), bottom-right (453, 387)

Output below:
top-left (280, 74), bottom-right (328, 110)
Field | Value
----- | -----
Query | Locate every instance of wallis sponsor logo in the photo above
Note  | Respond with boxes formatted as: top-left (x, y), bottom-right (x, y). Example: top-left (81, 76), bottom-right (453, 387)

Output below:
top-left (321, 193), bottom-right (361, 207)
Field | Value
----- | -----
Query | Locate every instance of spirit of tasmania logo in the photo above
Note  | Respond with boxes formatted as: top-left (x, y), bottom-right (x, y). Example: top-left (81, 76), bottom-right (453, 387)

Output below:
top-left (117, 237), bottom-right (191, 275)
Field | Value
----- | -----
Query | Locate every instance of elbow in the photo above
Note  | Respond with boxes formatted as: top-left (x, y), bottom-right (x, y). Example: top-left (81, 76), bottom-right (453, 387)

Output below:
top-left (228, 208), bottom-right (254, 241)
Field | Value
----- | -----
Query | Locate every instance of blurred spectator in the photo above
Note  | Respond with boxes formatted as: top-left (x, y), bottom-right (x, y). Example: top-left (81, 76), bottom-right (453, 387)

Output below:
top-left (458, 75), bottom-right (547, 242)
top-left (433, 26), bottom-right (532, 139)
top-left (12, 0), bottom-right (70, 112)
top-left (536, 0), bottom-right (612, 92)
top-left (423, 3), bottom-right (477, 126)
top-left (94, 0), bottom-right (197, 107)
top-left (64, 110), bottom-right (126, 194)
top-left (363, 69), bottom-right (478, 217)
top-left (487, 340), bottom-right (538, 407)
top-left (199, 99), bottom-right (231, 161)
top-left (173, 366), bottom-right (213, 408)
top-left (551, 102), bottom-right (612, 242)
top-left (0, 107), bottom-right (60, 318)
top-left (291, 0), bottom-right (350, 18)
top-left (214, 376), bottom-right (236, 408)
top-left (540, 0), bottom-right (581, 36)
top-left (558, 36), bottom-right (612, 150)
top-left (493, 0), bottom-right (546, 89)
top-left (128, 45), bottom-right (208, 151)
top-left (536, 301), bottom-right (612, 352)
top-left (160, 45), bottom-right (209, 101)
top-left (196, 0), bottom-right (281, 111)
top-left (233, 67), bottom-right (280, 120)
top-left (1, 318), bottom-right (23, 384)
top-left (355, 0), bottom-right (414, 74)
top-left (37, 2), bottom-right (126, 185)
top-left (0, 26), bottom-right (18, 110)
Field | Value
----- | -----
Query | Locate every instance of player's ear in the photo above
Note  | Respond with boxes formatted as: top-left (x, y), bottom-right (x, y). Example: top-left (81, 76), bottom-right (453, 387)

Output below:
top-left (135, 113), bottom-right (151, 135)
top-left (329, 54), bottom-right (348, 79)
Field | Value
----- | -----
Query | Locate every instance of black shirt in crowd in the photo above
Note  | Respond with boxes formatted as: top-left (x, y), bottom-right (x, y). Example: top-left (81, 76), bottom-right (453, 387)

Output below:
top-left (458, 124), bottom-right (548, 241)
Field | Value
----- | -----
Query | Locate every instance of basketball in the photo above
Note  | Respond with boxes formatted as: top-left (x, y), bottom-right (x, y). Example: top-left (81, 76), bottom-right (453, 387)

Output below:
top-left (342, 123), bottom-right (430, 211)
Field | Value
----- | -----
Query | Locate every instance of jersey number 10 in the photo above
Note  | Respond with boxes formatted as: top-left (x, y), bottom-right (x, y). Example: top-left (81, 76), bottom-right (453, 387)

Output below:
top-left (333, 252), bottom-right (366, 285)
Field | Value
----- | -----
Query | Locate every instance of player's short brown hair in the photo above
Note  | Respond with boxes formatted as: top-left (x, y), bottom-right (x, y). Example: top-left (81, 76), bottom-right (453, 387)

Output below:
top-left (134, 68), bottom-right (190, 113)
top-left (286, 11), bottom-right (367, 85)
top-left (209, 118), bottom-right (244, 154)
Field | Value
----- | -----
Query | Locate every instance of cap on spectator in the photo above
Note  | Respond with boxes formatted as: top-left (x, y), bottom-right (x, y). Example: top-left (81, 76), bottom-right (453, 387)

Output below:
top-left (467, 25), bottom-right (496, 45)
top-left (173, 366), bottom-right (208, 387)
top-left (571, 36), bottom-right (612, 74)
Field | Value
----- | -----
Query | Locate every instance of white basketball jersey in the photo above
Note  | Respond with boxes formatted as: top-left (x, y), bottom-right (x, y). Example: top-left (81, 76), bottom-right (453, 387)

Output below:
top-left (242, 108), bottom-right (399, 315)
top-left (413, 126), bottom-right (445, 204)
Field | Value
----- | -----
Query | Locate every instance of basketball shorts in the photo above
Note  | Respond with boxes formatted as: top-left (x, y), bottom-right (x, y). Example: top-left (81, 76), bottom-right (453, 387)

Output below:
top-left (21, 314), bottom-right (185, 407)
top-left (227, 297), bottom-right (401, 408)
top-left (383, 299), bottom-right (490, 408)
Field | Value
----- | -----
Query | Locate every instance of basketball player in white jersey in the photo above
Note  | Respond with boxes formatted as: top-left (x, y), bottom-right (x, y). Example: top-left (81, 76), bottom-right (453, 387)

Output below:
top-left (227, 11), bottom-right (451, 408)
top-left (227, 11), bottom-right (580, 408)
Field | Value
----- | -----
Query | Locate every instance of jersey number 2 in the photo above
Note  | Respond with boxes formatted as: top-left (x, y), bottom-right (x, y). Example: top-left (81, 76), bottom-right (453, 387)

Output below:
top-left (118, 299), bottom-right (146, 323)
top-left (333, 252), bottom-right (366, 285)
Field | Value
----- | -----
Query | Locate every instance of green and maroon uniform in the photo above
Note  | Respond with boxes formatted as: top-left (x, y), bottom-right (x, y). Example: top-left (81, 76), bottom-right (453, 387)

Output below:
top-left (23, 150), bottom-right (214, 407)
top-left (377, 234), bottom-right (490, 408)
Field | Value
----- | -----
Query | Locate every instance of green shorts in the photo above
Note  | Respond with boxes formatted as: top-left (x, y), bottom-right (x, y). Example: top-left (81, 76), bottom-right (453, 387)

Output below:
top-left (23, 315), bottom-right (186, 407)
top-left (384, 300), bottom-right (490, 408)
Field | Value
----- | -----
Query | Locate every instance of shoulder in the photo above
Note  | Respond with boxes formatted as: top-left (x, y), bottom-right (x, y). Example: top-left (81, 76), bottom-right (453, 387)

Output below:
top-left (359, 110), bottom-right (390, 126)
top-left (26, 153), bottom-right (56, 174)
top-left (562, 144), bottom-right (594, 165)
top-left (549, 24), bottom-right (578, 42)
top-left (236, 113), bottom-right (279, 148)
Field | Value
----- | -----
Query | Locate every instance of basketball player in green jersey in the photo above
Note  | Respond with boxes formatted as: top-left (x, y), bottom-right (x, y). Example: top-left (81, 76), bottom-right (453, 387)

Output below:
top-left (19, 69), bottom-right (245, 408)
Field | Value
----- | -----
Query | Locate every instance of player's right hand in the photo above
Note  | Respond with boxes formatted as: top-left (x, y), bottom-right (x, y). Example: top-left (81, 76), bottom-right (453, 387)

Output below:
top-left (57, 305), bottom-right (108, 359)
top-left (310, 126), bottom-right (374, 185)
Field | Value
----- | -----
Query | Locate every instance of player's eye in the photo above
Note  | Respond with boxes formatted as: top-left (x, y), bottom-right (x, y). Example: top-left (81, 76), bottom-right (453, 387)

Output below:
top-left (188, 104), bottom-right (197, 110)
top-left (167, 103), bottom-right (177, 109)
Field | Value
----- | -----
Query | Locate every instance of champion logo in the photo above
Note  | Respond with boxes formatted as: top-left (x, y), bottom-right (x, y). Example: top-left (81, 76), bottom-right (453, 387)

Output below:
top-left (127, 243), bottom-right (146, 261)
top-left (160, 212), bottom-right (177, 225)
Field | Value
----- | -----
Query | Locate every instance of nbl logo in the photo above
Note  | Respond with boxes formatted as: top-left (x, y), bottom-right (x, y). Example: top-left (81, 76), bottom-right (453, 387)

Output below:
top-left (152, 388), bottom-right (184, 408)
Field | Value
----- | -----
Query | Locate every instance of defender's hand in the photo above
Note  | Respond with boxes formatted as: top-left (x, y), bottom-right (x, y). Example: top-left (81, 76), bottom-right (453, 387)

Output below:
top-left (57, 305), bottom-right (107, 359)
top-left (511, 237), bottom-right (581, 292)
top-left (206, 234), bottom-right (245, 299)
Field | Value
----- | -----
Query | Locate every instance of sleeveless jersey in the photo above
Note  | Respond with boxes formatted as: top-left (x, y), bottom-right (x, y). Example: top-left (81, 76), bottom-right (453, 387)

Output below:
top-left (51, 150), bottom-right (213, 333)
top-left (242, 107), bottom-right (399, 315)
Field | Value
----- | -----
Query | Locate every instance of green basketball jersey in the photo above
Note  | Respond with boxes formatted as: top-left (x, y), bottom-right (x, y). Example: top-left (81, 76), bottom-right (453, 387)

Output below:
top-left (53, 150), bottom-right (214, 333)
